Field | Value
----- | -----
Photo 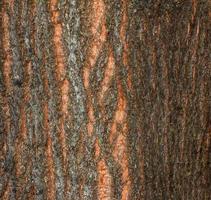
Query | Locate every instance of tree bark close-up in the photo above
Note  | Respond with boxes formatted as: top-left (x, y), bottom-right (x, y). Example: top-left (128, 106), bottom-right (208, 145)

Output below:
top-left (0, 0), bottom-right (210, 199)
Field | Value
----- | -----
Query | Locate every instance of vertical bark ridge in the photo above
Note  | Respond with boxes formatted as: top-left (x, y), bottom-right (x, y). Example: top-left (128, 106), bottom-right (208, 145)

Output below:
top-left (128, 1), bottom-right (210, 199)
top-left (107, 1), bottom-right (132, 199)
top-left (49, 0), bottom-right (70, 198)
top-left (61, 1), bottom-right (89, 198)
top-left (126, 4), bottom-right (145, 199)
top-left (50, 0), bottom-right (66, 80)
top-left (118, 1), bottom-right (133, 198)
top-left (7, 1), bottom-right (25, 197)
top-left (110, 79), bottom-right (130, 200)
top-left (95, 49), bottom-right (114, 200)
top-left (43, 104), bottom-right (56, 200)
top-left (13, 1), bottom-right (36, 198)
top-left (2, 1), bottom-right (24, 199)
top-left (95, 140), bottom-right (112, 200)
top-left (83, 0), bottom-right (107, 146)
top-left (31, 2), bottom-right (55, 199)
top-left (1, 1), bottom-right (12, 199)
top-left (99, 49), bottom-right (115, 104)
top-left (1, 2), bottom-right (12, 91)
top-left (120, 0), bottom-right (132, 90)
top-left (28, 2), bottom-right (44, 199)
top-left (82, 0), bottom-right (112, 199)
top-left (83, 0), bottom-right (107, 90)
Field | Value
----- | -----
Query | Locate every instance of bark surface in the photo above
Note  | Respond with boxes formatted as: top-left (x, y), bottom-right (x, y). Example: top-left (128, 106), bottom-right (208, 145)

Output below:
top-left (0, 0), bottom-right (210, 199)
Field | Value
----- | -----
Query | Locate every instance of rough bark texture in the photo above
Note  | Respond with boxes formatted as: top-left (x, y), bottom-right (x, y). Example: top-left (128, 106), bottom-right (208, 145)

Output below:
top-left (0, 0), bottom-right (211, 200)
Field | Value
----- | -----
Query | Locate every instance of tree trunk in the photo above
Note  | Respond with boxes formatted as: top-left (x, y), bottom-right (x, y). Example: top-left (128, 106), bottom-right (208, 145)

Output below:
top-left (0, 0), bottom-right (210, 199)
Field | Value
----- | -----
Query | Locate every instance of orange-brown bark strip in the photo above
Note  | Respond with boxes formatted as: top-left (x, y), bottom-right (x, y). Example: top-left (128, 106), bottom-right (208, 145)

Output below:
top-left (1, 3), bottom-right (12, 198)
top-left (49, 0), bottom-right (69, 196)
top-left (15, 61), bottom-right (32, 178)
top-left (1, 2), bottom-right (11, 165)
top-left (43, 103), bottom-right (56, 200)
top-left (50, 0), bottom-right (69, 162)
top-left (83, 0), bottom-right (107, 90)
top-left (107, 1), bottom-right (131, 198)
top-left (33, 34), bottom-right (58, 199)
top-left (83, 0), bottom-right (112, 199)
top-left (50, 0), bottom-right (66, 80)
top-left (191, 0), bottom-right (197, 23)
top-left (87, 104), bottom-right (95, 137)
top-left (120, 0), bottom-right (132, 90)
top-left (97, 159), bottom-right (112, 200)
top-left (95, 140), bottom-right (112, 200)
top-left (2, 1), bottom-right (12, 92)
top-left (1, 181), bottom-right (10, 200)
top-left (83, 0), bottom-right (107, 137)
top-left (13, 0), bottom-right (34, 195)
top-left (99, 49), bottom-right (115, 104)
top-left (95, 1), bottom-right (132, 198)
top-left (110, 80), bottom-right (130, 200)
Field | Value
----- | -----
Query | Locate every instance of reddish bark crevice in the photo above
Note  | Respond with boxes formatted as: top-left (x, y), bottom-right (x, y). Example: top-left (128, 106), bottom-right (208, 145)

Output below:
top-left (99, 49), bottom-right (115, 105)
top-left (49, 0), bottom-right (69, 197)
top-left (83, 0), bottom-right (107, 90)
top-left (83, 0), bottom-right (112, 199)
top-left (95, 140), bottom-right (112, 200)
top-left (1, 3), bottom-right (12, 199)
top-left (1, 181), bottom-right (10, 200)
top-left (2, 1), bottom-right (12, 91)
top-left (43, 103), bottom-right (56, 200)
top-left (120, 0), bottom-right (132, 90)
top-left (110, 80), bottom-right (130, 200)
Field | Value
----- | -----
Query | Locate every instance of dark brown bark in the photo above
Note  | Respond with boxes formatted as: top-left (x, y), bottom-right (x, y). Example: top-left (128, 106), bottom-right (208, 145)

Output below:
top-left (0, 0), bottom-right (210, 199)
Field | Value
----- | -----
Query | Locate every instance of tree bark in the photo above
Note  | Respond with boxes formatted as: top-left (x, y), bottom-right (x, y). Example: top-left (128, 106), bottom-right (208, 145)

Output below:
top-left (0, 0), bottom-right (210, 199)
